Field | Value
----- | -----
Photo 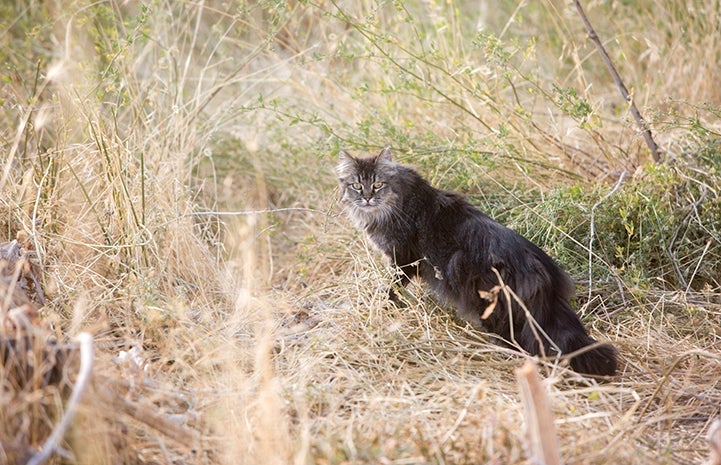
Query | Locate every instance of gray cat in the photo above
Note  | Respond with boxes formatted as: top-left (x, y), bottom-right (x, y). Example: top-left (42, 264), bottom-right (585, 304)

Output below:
top-left (337, 147), bottom-right (617, 377)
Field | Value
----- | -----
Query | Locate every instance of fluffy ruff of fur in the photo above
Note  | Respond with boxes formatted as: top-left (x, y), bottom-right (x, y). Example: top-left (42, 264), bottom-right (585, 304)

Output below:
top-left (338, 148), bottom-right (618, 377)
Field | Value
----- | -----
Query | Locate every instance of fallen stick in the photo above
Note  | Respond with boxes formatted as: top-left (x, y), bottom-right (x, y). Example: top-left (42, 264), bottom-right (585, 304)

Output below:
top-left (516, 361), bottom-right (562, 465)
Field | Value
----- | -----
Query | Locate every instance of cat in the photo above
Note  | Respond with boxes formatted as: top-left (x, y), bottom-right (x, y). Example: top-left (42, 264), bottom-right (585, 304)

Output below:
top-left (337, 147), bottom-right (618, 377)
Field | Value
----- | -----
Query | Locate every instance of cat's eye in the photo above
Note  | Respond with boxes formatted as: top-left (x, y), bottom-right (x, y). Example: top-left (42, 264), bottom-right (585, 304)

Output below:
top-left (350, 182), bottom-right (363, 190)
top-left (372, 182), bottom-right (385, 189)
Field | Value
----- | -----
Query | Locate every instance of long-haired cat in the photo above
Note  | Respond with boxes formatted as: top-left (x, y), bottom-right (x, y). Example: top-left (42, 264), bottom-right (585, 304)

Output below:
top-left (337, 147), bottom-right (617, 377)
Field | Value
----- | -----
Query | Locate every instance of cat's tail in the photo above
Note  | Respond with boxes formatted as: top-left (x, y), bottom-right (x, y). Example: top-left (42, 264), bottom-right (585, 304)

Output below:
top-left (520, 300), bottom-right (618, 377)
top-left (557, 333), bottom-right (618, 377)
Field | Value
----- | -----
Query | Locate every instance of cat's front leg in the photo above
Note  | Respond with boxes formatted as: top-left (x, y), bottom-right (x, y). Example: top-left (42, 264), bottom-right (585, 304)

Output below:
top-left (388, 263), bottom-right (419, 306)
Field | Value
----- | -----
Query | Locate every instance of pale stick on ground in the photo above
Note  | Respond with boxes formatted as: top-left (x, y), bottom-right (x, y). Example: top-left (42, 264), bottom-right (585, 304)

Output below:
top-left (516, 361), bottom-right (562, 465)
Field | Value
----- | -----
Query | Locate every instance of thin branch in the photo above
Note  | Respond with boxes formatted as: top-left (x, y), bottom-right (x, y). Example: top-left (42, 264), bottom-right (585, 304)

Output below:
top-left (573, 0), bottom-right (661, 162)
top-left (27, 333), bottom-right (94, 465)
top-left (490, 267), bottom-right (561, 359)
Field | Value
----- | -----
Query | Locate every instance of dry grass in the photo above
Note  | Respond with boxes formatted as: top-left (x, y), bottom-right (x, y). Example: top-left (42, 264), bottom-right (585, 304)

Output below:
top-left (1, 0), bottom-right (720, 464)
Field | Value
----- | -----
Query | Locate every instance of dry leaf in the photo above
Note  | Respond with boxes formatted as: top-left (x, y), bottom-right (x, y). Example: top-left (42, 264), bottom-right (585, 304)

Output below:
top-left (478, 285), bottom-right (502, 320)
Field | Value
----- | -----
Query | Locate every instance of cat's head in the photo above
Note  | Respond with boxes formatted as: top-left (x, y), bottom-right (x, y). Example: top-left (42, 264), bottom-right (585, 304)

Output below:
top-left (337, 147), bottom-right (400, 226)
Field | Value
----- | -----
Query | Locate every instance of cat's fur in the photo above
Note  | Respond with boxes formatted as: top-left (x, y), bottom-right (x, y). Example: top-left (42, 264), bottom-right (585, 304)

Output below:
top-left (337, 147), bottom-right (617, 377)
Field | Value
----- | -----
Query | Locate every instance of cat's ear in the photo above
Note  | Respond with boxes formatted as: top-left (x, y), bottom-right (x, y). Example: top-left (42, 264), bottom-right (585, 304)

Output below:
top-left (337, 150), bottom-right (356, 177)
top-left (377, 147), bottom-right (392, 163)
top-left (339, 150), bottom-right (354, 162)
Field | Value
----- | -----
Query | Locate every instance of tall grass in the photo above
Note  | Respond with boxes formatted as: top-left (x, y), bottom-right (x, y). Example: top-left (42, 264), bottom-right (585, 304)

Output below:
top-left (1, 0), bottom-right (720, 464)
